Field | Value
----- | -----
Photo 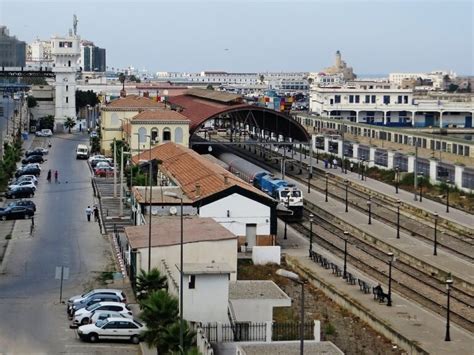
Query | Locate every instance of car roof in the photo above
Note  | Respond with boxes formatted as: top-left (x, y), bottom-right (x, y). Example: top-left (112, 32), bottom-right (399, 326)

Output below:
top-left (94, 302), bottom-right (127, 306)
top-left (105, 317), bottom-right (135, 322)
top-left (87, 289), bottom-right (123, 294)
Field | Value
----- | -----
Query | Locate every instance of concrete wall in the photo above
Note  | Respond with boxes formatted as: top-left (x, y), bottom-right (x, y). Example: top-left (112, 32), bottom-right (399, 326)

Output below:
top-left (128, 122), bottom-right (190, 152)
top-left (200, 193), bottom-right (271, 240)
top-left (230, 299), bottom-right (274, 323)
top-left (252, 246), bottom-right (281, 265)
top-left (184, 273), bottom-right (229, 323)
top-left (135, 239), bottom-right (238, 282)
top-left (100, 109), bottom-right (139, 153)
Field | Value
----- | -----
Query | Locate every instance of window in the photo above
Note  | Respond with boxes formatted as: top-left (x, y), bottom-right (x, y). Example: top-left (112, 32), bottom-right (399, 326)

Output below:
top-left (383, 95), bottom-right (390, 104)
top-left (334, 95), bottom-right (341, 103)
top-left (355, 95), bottom-right (360, 103)
top-left (404, 96), bottom-right (409, 104)
top-left (151, 128), bottom-right (158, 142)
top-left (162, 128), bottom-right (171, 141)
top-left (65, 97), bottom-right (68, 104)
top-left (371, 95), bottom-right (376, 103)
top-left (398, 96), bottom-right (402, 104)
top-left (138, 127), bottom-right (147, 143)
top-left (119, 321), bottom-right (138, 329)
top-left (68, 60), bottom-right (71, 67)
top-left (349, 95), bottom-right (354, 103)
top-left (110, 306), bottom-right (123, 312)
top-left (189, 275), bottom-right (196, 289)
top-left (104, 322), bottom-right (119, 329)
top-left (111, 113), bottom-right (119, 126)
top-left (365, 95), bottom-right (370, 103)
top-left (175, 127), bottom-right (183, 143)
top-left (66, 85), bottom-right (68, 92)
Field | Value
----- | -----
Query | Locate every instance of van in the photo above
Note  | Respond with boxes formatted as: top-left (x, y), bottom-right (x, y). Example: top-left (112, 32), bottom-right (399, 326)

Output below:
top-left (76, 144), bottom-right (89, 159)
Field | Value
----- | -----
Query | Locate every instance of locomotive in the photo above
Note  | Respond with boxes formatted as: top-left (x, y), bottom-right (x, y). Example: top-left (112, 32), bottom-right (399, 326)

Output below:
top-left (216, 152), bottom-right (304, 219)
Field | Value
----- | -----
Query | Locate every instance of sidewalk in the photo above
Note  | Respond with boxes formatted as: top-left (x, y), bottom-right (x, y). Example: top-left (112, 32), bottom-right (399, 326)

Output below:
top-left (277, 221), bottom-right (474, 355)
top-left (278, 147), bottom-right (473, 230)
top-left (283, 168), bottom-right (473, 285)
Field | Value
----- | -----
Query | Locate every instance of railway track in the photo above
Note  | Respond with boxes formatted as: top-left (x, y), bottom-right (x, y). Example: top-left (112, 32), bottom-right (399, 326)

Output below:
top-left (221, 140), bottom-right (474, 261)
top-left (290, 207), bottom-right (474, 332)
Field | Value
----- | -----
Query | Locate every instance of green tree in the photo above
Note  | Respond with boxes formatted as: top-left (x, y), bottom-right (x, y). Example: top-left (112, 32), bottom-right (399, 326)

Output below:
top-left (20, 77), bottom-right (47, 85)
top-left (110, 139), bottom-right (129, 164)
top-left (118, 73), bottom-right (126, 91)
top-left (159, 321), bottom-right (196, 355)
top-left (129, 75), bottom-right (141, 83)
top-left (140, 290), bottom-right (179, 354)
top-left (90, 136), bottom-right (101, 154)
top-left (136, 268), bottom-right (168, 301)
top-left (64, 117), bottom-right (76, 133)
top-left (27, 96), bottom-right (37, 108)
top-left (76, 90), bottom-right (99, 113)
top-left (39, 115), bottom-right (55, 131)
top-left (206, 84), bottom-right (214, 90)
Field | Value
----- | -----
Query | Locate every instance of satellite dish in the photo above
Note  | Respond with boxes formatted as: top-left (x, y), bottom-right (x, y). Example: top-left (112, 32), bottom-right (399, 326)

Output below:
top-left (170, 206), bottom-right (177, 215)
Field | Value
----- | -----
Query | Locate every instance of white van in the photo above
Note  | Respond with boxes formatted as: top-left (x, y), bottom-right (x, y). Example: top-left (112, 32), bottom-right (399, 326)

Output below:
top-left (76, 144), bottom-right (89, 159)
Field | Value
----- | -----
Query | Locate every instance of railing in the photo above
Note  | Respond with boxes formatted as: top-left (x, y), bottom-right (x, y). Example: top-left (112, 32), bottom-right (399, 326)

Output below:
top-left (195, 324), bottom-right (214, 355)
top-left (159, 259), bottom-right (179, 297)
top-left (272, 322), bottom-right (314, 341)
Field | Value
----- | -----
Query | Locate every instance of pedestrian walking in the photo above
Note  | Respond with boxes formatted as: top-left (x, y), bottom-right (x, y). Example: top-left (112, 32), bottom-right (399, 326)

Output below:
top-left (350, 162), bottom-right (354, 172)
top-left (54, 170), bottom-right (59, 183)
top-left (324, 159), bottom-right (328, 169)
top-left (85, 206), bottom-right (92, 222)
top-left (47, 169), bottom-right (52, 183)
top-left (333, 158), bottom-right (338, 169)
top-left (329, 158), bottom-right (333, 169)
top-left (93, 205), bottom-right (99, 222)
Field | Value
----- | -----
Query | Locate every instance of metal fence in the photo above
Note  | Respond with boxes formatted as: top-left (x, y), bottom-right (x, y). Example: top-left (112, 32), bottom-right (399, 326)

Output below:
top-left (272, 322), bottom-right (314, 341)
top-left (374, 149), bottom-right (388, 167)
top-left (394, 154), bottom-right (408, 172)
top-left (202, 322), bottom-right (267, 342)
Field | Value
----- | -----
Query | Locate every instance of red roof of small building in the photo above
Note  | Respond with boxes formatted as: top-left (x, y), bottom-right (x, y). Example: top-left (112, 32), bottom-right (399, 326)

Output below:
top-left (105, 95), bottom-right (165, 109)
top-left (131, 109), bottom-right (189, 122)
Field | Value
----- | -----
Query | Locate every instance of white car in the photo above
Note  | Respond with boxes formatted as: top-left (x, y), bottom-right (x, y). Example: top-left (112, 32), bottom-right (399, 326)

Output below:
top-left (8, 181), bottom-right (37, 191)
top-left (12, 175), bottom-right (38, 185)
top-left (95, 161), bottom-right (112, 169)
top-left (67, 288), bottom-right (126, 314)
top-left (41, 129), bottom-right (53, 137)
top-left (78, 317), bottom-right (145, 344)
top-left (90, 131), bottom-right (98, 138)
top-left (89, 310), bottom-right (133, 324)
top-left (89, 155), bottom-right (113, 164)
top-left (73, 302), bottom-right (131, 325)
top-left (24, 163), bottom-right (42, 171)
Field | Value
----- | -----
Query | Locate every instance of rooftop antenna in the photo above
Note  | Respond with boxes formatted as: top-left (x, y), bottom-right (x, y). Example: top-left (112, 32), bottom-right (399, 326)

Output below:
top-left (73, 14), bottom-right (78, 35)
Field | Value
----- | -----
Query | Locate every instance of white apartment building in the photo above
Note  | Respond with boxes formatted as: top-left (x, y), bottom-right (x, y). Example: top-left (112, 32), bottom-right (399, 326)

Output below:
top-left (310, 81), bottom-right (473, 128)
top-left (389, 71), bottom-right (455, 90)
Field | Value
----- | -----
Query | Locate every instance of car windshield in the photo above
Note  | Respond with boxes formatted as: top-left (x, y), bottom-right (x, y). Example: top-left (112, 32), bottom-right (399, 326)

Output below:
top-left (86, 302), bottom-right (102, 311)
top-left (96, 319), bottom-right (107, 328)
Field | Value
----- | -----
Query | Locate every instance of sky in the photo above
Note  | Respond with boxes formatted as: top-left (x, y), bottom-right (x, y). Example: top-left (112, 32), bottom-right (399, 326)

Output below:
top-left (0, 0), bottom-right (472, 75)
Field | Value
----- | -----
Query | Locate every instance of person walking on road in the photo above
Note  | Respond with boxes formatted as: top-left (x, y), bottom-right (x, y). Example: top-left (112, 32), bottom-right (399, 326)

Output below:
top-left (85, 206), bottom-right (92, 222)
top-left (333, 158), bottom-right (338, 169)
top-left (93, 205), bottom-right (100, 222)
top-left (47, 170), bottom-right (52, 183)
top-left (54, 170), bottom-right (59, 183)
top-left (350, 162), bottom-right (354, 172)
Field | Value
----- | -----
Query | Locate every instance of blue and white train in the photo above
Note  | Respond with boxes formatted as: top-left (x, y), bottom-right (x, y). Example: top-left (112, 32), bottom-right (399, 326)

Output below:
top-left (216, 152), bottom-right (304, 219)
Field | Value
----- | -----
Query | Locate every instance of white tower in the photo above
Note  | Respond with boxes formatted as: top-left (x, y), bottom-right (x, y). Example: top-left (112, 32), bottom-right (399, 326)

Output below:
top-left (50, 28), bottom-right (80, 131)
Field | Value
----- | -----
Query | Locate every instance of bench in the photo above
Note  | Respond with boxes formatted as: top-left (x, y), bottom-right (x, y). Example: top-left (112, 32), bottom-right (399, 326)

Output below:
top-left (358, 279), bottom-right (371, 294)
top-left (334, 265), bottom-right (342, 277)
top-left (346, 272), bottom-right (356, 285)
top-left (322, 257), bottom-right (331, 269)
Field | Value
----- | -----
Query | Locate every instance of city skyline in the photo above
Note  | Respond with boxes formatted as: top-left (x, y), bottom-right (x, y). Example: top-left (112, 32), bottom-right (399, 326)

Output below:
top-left (0, 0), bottom-right (472, 75)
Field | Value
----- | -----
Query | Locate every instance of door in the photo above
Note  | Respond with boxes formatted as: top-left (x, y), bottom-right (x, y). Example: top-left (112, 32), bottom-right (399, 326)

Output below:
top-left (102, 321), bottom-right (120, 340)
top-left (465, 116), bottom-right (472, 128)
top-left (245, 224), bottom-right (257, 248)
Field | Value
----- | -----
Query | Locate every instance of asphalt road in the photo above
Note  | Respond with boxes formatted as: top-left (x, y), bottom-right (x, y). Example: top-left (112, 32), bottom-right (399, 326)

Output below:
top-left (0, 133), bottom-right (137, 354)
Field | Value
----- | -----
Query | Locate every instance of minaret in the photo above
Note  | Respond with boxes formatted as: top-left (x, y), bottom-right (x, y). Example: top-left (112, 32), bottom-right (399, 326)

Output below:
top-left (335, 50), bottom-right (342, 68)
top-left (50, 16), bottom-right (80, 132)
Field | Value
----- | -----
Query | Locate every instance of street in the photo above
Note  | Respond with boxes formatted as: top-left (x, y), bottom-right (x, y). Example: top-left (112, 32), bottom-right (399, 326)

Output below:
top-left (0, 133), bottom-right (137, 354)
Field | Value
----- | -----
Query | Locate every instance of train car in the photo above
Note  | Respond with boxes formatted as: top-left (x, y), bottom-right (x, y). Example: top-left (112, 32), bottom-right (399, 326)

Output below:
top-left (216, 151), bottom-right (304, 219)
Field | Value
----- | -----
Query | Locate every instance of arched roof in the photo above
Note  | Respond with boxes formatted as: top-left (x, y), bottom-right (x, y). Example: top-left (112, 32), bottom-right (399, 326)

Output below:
top-left (167, 91), bottom-right (311, 142)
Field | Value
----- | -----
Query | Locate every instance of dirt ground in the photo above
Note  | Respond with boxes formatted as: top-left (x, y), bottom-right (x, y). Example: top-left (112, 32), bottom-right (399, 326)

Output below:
top-left (238, 259), bottom-right (405, 355)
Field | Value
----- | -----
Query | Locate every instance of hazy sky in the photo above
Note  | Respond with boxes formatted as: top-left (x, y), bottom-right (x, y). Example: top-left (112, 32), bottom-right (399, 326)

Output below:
top-left (0, 0), bottom-right (472, 74)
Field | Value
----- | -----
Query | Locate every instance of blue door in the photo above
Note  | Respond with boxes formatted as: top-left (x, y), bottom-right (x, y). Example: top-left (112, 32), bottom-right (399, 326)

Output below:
top-left (425, 114), bottom-right (434, 127)
top-left (465, 116), bottom-right (472, 128)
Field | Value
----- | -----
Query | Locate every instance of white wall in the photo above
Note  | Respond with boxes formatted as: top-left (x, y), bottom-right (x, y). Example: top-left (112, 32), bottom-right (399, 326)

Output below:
top-left (199, 193), bottom-right (271, 237)
top-left (230, 299), bottom-right (274, 323)
top-left (184, 274), bottom-right (229, 323)
top-left (136, 239), bottom-right (238, 282)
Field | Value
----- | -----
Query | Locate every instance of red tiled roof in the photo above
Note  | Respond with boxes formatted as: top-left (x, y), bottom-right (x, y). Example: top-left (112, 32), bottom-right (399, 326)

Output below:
top-left (131, 109), bottom-right (189, 122)
top-left (131, 142), bottom-right (270, 201)
top-left (105, 95), bottom-right (165, 109)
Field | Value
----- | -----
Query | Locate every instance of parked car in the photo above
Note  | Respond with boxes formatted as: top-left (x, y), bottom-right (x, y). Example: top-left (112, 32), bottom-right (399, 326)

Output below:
top-left (4, 186), bottom-right (35, 199)
top-left (22, 155), bottom-right (44, 165)
top-left (73, 302), bottom-right (131, 325)
top-left (94, 166), bottom-right (114, 177)
top-left (36, 129), bottom-right (53, 137)
top-left (0, 206), bottom-right (34, 220)
top-left (91, 159), bottom-right (113, 169)
top-left (67, 289), bottom-right (126, 314)
top-left (8, 181), bottom-right (37, 191)
top-left (25, 149), bottom-right (44, 157)
top-left (89, 309), bottom-right (133, 324)
top-left (89, 155), bottom-right (112, 164)
top-left (95, 161), bottom-right (111, 169)
top-left (7, 200), bottom-right (36, 212)
top-left (10, 175), bottom-right (38, 185)
top-left (15, 166), bottom-right (41, 178)
top-left (77, 317), bottom-right (145, 343)
top-left (23, 163), bottom-right (42, 171)
top-left (90, 131), bottom-right (98, 138)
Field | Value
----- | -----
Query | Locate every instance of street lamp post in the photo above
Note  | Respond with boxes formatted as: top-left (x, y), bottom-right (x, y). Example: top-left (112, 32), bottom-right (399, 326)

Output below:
top-left (396, 199), bottom-right (401, 239)
top-left (433, 213), bottom-right (438, 256)
top-left (164, 191), bottom-right (184, 352)
top-left (395, 166), bottom-right (400, 194)
top-left (308, 214), bottom-right (314, 257)
top-left (325, 172), bottom-right (329, 202)
top-left (445, 279), bottom-right (453, 341)
top-left (418, 172), bottom-right (424, 202)
top-left (446, 179), bottom-right (450, 213)
top-left (145, 135), bottom-right (153, 273)
top-left (343, 231), bottom-right (349, 279)
top-left (284, 192), bottom-right (290, 240)
top-left (367, 200), bottom-right (372, 225)
top-left (344, 179), bottom-right (349, 212)
top-left (113, 138), bottom-right (117, 197)
top-left (119, 148), bottom-right (131, 217)
top-left (387, 252), bottom-right (394, 307)
top-left (276, 269), bottom-right (305, 355)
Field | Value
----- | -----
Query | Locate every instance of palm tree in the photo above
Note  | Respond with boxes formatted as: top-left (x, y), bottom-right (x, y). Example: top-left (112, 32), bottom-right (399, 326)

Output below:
top-left (136, 268), bottom-right (167, 301)
top-left (118, 72), bottom-right (126, 91)
top-left (159, 321), bottom-right (196, 354)
top-left (140, 290), bottom-right (179, 354)
top-left (259, 74), bottom-right (265, 84)
top-left (64, 117), bottom-right (76, 133)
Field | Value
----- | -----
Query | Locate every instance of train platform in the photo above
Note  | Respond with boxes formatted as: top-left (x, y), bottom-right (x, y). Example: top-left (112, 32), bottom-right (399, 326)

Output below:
top-left (276, 220), bottom-right (474, 355)
top-left (282, 166), bottom-right (473, 286)
top-left (276, 146), bottom-right (473, 231)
